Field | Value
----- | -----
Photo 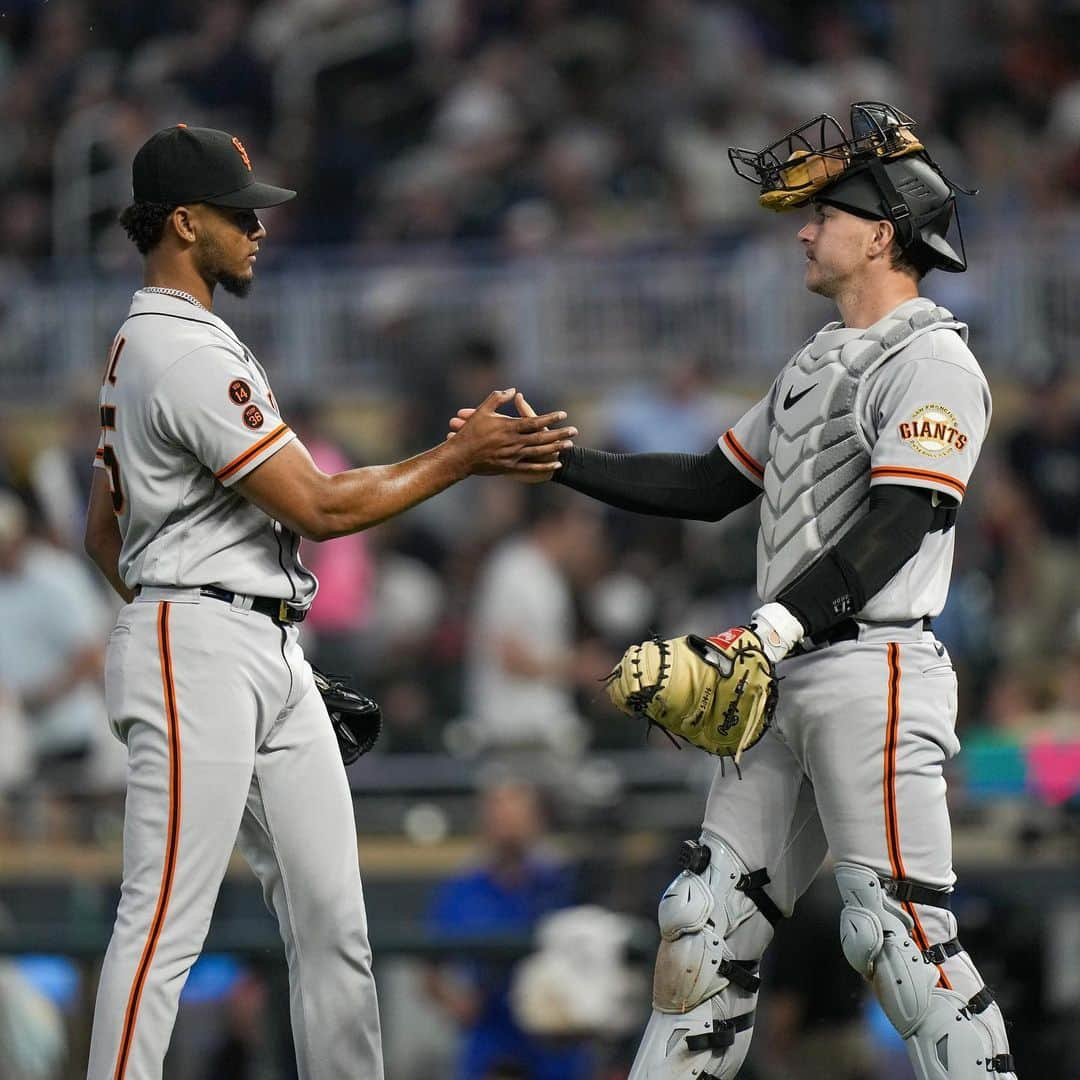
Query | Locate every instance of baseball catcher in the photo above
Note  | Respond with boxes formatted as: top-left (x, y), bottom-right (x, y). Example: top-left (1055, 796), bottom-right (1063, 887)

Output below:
top-left (453, 101), bottom-right (1016, 1079)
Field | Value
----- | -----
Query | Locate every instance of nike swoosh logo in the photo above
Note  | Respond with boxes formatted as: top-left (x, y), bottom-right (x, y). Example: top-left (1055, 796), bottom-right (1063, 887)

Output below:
top-left (783, 383), bottom-right (817, 409)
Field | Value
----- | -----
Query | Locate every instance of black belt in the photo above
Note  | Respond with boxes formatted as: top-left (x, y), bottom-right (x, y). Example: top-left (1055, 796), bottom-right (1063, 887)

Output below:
top-left (792, 615), bottom-right (932, 655)
top-left (200, 585), bottom-right (307, 624)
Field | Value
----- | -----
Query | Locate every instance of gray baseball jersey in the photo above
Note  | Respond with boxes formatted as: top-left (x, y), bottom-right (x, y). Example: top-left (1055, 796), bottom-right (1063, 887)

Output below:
top-left (94, 289), bottom-right (316, 605)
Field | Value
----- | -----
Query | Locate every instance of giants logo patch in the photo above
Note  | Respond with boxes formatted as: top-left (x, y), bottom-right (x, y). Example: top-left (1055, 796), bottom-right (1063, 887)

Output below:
top-left (243, 404), bottom-right (264, 429)
top-left (898, 404), bottom-right (967, 457)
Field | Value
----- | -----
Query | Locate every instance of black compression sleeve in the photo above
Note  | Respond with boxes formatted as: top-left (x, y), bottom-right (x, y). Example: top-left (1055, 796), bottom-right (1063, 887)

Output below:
top-left (777, 485), bottom-right (940, 636)
top-left (553, 443), bottom-right (760, 521)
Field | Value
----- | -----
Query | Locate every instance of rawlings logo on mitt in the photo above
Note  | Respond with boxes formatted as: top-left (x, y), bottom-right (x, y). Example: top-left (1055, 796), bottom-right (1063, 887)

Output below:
top-left (605, 628), bottom-right (778, 764)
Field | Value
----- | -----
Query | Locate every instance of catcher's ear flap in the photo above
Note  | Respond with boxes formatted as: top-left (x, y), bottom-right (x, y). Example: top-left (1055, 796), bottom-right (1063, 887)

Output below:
top-left (686, 634), bottom-right (735, 677)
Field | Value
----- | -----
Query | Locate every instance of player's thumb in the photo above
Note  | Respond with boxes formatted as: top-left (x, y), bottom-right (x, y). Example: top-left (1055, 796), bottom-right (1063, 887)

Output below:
top-left (514, 391), bottom-right (538, 419)
top-left (479, 387), bottom-right (516, 411)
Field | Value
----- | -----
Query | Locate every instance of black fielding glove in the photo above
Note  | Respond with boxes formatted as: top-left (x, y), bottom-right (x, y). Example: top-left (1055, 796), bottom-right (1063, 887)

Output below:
top-left (312, 666), bottom-right (382, 764)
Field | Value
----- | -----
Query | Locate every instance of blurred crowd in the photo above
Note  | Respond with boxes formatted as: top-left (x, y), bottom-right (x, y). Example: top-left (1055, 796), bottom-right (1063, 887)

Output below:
top-left (4, 0), bottom-right (1080, 270)
top-left (0, 333), bottom-right (1078, 826)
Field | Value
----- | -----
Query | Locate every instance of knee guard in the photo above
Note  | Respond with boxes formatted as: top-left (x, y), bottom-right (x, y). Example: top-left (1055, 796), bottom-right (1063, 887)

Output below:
top-left (653, 835), bottom-right (777, 1013)
top-left (630, 834), bottom-right (782, 1080)
top-left (835, 862), bottom-right (1017, 1078)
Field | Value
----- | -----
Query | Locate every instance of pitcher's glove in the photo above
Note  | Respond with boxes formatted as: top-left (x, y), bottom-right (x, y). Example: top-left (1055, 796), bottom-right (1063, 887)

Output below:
top-left (312, 666), bottom-right (382, 764)
top-left (605, 627), bottom-right (778, 764)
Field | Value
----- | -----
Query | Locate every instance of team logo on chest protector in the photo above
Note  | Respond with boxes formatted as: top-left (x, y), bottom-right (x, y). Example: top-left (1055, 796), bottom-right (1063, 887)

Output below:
top-left (898, 404), bottom-right (967, 457)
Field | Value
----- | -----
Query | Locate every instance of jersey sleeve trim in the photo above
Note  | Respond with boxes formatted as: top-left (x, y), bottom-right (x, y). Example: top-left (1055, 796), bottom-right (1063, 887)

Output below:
top-left (720, 429), bottom-right (765, 485)
top-left (215, 424), bottom-right (292, 483)
top-left (870, 465), bottom-right (966, 498)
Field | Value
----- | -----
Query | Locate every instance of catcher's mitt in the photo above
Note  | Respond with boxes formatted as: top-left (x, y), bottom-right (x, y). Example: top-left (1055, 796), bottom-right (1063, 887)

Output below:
top-left (312, 666), bottom-right (382, 764)
top-left (605, 627), bottom-right (778, 764)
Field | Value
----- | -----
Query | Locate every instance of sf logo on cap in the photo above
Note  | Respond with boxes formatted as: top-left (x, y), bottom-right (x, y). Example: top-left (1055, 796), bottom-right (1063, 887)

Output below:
top-left (232, 136), bottom-right (252, 171)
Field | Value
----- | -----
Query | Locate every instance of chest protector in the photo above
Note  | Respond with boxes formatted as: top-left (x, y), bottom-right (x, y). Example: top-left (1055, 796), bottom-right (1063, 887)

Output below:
top-left (758, 298), bottom-right (967, 602)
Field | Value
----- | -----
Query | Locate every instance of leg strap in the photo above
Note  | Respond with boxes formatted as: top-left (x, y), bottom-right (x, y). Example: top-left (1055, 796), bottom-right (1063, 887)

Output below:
top-left (735, 868), bottom-right (784, 927)
top-left (717, 959), bottom-right (760, 994)
top-left (987, 1053), bottom-right (1016, 1073)
top-left (967, 986), bottom-right (996, 1014)
top-left (922, 940), bottom-right (1000, 1021)
top-left (882, 876), bottom-right (953, 910)
top-left (923, 936), bottom-right (963, 964)
top-left (685, 1010), bottom-right (756, 1052)
top-left (683, 839), bottom-right (785, 928)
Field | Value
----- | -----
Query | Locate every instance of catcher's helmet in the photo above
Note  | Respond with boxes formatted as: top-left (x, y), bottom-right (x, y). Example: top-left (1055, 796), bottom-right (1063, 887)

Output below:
top-left (729, 102), bottom-right (975, 273)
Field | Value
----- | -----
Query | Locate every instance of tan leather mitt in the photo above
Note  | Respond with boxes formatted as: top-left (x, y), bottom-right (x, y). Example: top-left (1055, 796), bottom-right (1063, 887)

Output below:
top-left (605, 627), bottom-right (778, 764)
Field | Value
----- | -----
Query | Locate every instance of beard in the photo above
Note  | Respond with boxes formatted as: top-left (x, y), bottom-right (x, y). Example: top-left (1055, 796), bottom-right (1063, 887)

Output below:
top-left (217, 270), bottom-right (253, 298)
top-left (196, 233), bottom-right (254, 298)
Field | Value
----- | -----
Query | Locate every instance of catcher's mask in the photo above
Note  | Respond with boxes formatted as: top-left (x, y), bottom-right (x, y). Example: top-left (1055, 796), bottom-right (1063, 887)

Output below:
top-left (728, 102), bottom-right (976, 273)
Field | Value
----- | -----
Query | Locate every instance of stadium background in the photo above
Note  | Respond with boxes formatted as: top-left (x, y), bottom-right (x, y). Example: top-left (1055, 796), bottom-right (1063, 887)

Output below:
top-left (1, 1), bottom-right (1079, 1077)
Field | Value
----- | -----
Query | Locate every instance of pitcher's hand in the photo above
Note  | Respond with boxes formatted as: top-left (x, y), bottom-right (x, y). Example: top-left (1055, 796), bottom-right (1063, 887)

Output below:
top-left (448, 392), bottom-right (565, 482)
top-left (446, 389), bottom-right (575, 477)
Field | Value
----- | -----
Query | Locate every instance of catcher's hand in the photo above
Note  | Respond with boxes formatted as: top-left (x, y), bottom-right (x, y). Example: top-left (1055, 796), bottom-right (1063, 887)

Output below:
top-left (312, 666), bottom-right (382, 764)
top-left (605, 628), bottom-right (778, 764)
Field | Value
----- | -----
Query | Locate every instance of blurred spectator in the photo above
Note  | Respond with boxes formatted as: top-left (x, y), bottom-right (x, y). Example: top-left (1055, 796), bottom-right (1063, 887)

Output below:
top-left (0, 686), bottom-right (33, 829)
top-left (128, 0), bottom-right (272, 132)
top-left (510, 904), bottom-right (647, 1046)
top-left (292, 401), bottom-right (376, 677)
top-left (200, 970), bottom-right (275, 1080)
top-left (600, 351), bottom-right (747, 454)
top-left (410, 333), bottom-right (512, 455)
top-left (462, 486), bottom-right (610, 756)
top-left (423, 777), bottom-right (594, 1080)
top-left (0, 959), bottom-right (66, 1080)
top-left (0, 492), bottom-right (123, 821)
top-left (1002, 365), bottom-right (1080, 656)
top-left (663, 87), bottom-right (771, 243)
top-left (27, 390), bottom-right (102, 553)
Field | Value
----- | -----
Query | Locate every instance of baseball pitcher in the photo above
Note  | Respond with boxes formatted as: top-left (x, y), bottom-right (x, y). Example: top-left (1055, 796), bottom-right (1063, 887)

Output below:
top-left (83, 125), bottom-right (576, 1080)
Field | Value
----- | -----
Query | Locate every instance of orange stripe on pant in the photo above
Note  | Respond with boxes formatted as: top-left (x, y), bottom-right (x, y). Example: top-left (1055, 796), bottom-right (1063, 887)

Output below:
top-left (113, 602), bottom-right (183, 1079)
top-left (882, 642), bottom-right (951, 991)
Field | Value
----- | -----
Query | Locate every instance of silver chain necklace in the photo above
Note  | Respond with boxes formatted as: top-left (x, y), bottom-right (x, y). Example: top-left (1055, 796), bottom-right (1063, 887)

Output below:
top-left (143, 286), bottom-right (208, 311)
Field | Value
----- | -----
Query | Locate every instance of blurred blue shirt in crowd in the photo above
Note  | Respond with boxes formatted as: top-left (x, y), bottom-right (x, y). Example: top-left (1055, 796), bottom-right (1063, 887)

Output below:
top-left (429, 857), bottom-right (593, 1080)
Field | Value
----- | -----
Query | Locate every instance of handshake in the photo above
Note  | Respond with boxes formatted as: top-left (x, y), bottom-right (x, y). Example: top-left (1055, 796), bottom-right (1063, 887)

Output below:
top-left (446, 390), bottom-right (564, 483)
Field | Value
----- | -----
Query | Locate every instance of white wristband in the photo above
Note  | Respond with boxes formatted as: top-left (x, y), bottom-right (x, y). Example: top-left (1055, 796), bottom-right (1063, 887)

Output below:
top-left (751, 602), bottom-right (806, 663)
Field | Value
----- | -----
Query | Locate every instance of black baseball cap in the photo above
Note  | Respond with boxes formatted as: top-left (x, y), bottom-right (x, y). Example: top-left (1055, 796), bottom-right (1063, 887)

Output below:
top-left (132, 124), bottom-right (296, 209)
